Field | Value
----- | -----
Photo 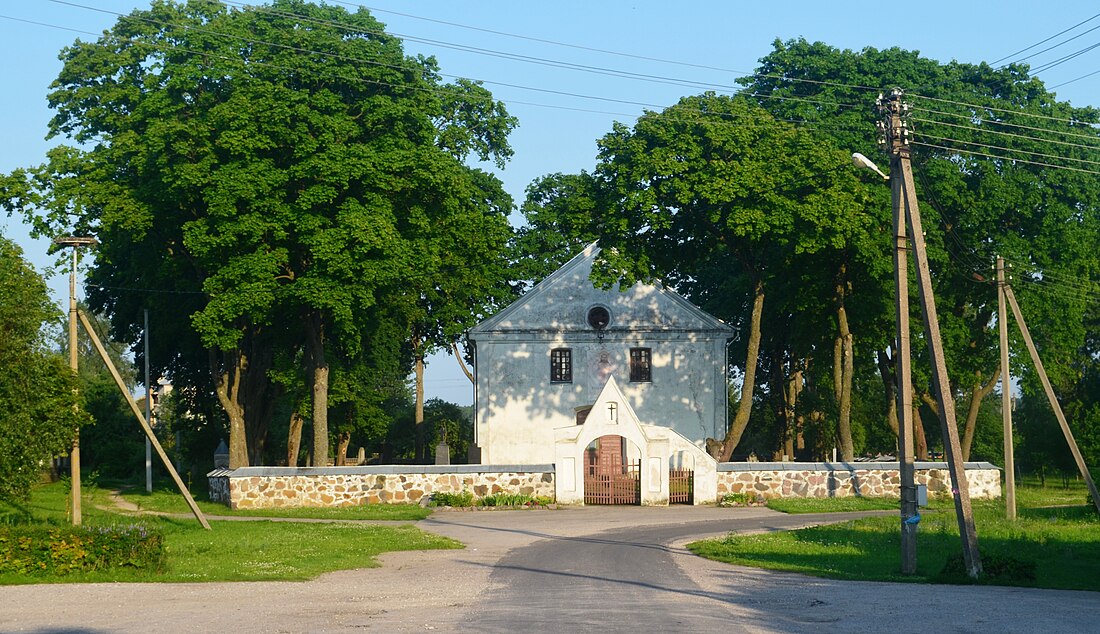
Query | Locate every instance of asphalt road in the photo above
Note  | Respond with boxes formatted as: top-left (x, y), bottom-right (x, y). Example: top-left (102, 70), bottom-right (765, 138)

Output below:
top-left (1, 506), bottom-right (1097, 633)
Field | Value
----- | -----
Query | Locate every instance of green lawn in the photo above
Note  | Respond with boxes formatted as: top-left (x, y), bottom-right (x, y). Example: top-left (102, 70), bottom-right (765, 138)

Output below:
top-left (120, 482), bottom-right (431, 521)
top-left (1, 481), bottom-right (458, 584)
top-left (692, 482), bottom-right (1100, 591)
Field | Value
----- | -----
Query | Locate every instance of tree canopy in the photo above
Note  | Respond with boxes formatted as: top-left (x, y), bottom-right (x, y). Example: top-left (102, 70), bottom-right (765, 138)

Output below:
top-left (0, 235), bottom-right (88, 500)
top-left (1, 0), bottom-right (516, 467)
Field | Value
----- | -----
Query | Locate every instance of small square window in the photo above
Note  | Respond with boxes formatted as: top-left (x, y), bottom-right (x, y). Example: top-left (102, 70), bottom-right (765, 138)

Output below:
top-left (630, 348), bottom-right (652, 382)
top-left (551, 348), bottom-right (572, 383)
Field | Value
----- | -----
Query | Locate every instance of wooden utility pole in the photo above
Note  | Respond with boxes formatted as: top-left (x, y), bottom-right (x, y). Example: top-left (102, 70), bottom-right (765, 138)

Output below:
top-left (78, 310), bottom-right (211, 530)
top-left (1002, 284), bottom-right (1100, 515)
top-left (887, 129), bottom-right (917, 575)
top-left (878, 89), bottom-right (982, 578)
top-left (54, 236), bottom-right (97, 526)
top-left (997, 258), bottom-right (1016, 520)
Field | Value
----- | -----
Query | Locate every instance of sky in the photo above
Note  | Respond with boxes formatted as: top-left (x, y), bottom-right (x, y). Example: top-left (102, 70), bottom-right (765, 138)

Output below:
top-left (2, 0), bottom-right (1099, 405)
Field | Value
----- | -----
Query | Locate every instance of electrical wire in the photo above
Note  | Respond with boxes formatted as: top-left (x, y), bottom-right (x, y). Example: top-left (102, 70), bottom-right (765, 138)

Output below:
top-left (910, 116), bottom-right (1100, 153)
top-left (911, 105), bottom-right (1100, 143)
top-left (911, 141), bottom-right (1100, 175)
top-left (990, 12), bottom-right (1100, 66)
top-left (1028, 40), bottom-right (1100, 76)
top-left (1050, 67), bottom-right (1100, 89)
top-left (321, 0), bottom-right (887, 94)
top-left (914, 132), bottom-right (1100, 168)
top-left (909, 94), bottom-right (1099, 128)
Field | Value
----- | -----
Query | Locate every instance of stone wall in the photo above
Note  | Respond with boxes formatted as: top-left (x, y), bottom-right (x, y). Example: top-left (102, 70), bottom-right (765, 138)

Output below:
top-left (207, 461), bottom-right (1002, 508)
top-left (716, 462), bottom-right (1002, 500)
top-left (209, 465), bottom-right (555, 509)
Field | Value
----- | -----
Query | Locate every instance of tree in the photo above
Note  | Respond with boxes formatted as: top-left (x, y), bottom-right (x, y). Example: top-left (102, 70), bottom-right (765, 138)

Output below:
top-left (2, 0), bottom-right (516, 467)
top-left (738, 39), bottom-right (1100, 462)
top-left (589, 93), bottom-right (870, 460)
top-left (0, 235), bottom-right (89, 500)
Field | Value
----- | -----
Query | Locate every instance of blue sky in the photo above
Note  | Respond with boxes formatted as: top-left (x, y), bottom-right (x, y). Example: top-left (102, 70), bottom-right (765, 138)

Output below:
top-left (2, 1), bottom-right (1098, 404)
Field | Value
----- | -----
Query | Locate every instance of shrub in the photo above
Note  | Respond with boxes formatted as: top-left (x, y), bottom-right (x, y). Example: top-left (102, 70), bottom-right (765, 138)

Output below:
top-left (428, 491), bottom-right (476, 507)
top-left (0, 523), bottom-right (165, 575)
top-left (938, 551), bottom-right (1037, 585)
top-left (719, 492), bottom-right (760, 507)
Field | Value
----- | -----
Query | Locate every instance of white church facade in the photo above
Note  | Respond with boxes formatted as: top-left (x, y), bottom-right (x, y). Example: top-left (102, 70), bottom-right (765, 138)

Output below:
top-left (467, 243), bottom-right (735, 465)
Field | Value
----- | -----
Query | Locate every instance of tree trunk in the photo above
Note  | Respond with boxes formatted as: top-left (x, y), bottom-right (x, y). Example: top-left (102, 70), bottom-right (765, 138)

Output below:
top-left (286, 410), bottom-right (304, 467)
top-left (786, 369), bottom-right (803, 458)
top-left (413, 335), bottom-right (426, 463)
top-left (306, 311), bottom-right (329, 467)
top-left (712, 279), bottom-right (765, 462)
top-left (876, 349), bottom-right (900, 437)
top-left (961, 368), bottom-right (1001, 461)
top-left (834, 271), bottom-right (855, 462)
top-left (211, 349), bottom-right (249, 469)
top-left (335, 431), bottom-right (351, 466)
top-left (914, 401), bottom-right (929, 460)
top-left (452, 341), bottom-right (474, 383)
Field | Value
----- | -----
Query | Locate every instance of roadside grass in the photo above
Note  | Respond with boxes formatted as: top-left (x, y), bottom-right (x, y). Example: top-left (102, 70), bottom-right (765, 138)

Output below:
top-left (120, 482), bottom-right (431, 521)
top-left (1, 481), bottom-right (459, 584)
top-left (691, 481), bottom-right (1100, 591)
top-left (765, 496), bottom-right (952, 514)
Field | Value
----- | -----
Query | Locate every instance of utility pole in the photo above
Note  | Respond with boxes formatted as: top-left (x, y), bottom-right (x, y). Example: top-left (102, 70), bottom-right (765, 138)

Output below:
top-left (997, 257), bottom-right (1016, 520)
top-left (878, 89), bottom-right (982, 578)
top-left (53, 236), bottom-right (97, 526)
top-left (145, 309), bottom-right (153, 493)
top-left (885, 135), bottom-right (917, 574)
top-left (1003, 283), bottom-right (1100, 515)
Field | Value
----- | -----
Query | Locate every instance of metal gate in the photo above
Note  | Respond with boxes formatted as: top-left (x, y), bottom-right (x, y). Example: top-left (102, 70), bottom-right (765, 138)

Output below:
top-left (669, 467), bottom-right (694, 504)
top-left (584, 435), bottom-right (640, 505)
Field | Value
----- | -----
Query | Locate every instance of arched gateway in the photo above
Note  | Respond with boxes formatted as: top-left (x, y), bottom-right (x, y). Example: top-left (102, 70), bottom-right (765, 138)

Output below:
top-left (554, 377), bottom-right (716, 505)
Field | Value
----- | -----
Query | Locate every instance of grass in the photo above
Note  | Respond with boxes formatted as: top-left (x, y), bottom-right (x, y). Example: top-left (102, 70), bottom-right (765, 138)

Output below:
top-left (1, 480), bottom-right (459, 584)
top-left (691, 481), bottom-right (1100, 591)
top-left (120, 482), bottom-right (431, 521)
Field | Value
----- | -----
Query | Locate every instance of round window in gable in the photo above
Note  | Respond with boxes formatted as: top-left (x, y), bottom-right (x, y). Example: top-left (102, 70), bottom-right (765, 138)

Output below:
top-left (586, 305), bottom-right (611, 330)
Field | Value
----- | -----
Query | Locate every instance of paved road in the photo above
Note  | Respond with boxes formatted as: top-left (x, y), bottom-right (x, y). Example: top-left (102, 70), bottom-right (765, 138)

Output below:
top-left (1, 506), bottom-right (1097, 633)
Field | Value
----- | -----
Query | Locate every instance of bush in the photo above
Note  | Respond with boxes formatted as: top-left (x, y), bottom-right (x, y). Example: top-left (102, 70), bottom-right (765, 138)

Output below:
top-left (938, 551), bottom-right (1037, 586)
top-left (0, 523), bottom-right (165, 575)
top-left (428, 491), bottom-right (476, 507)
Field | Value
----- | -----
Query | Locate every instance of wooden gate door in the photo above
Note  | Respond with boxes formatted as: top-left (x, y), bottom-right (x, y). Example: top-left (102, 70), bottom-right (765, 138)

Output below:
top-left (668, 467), bottom-right (694, 504)
top-left (584, 435), bottom-right (640, 505)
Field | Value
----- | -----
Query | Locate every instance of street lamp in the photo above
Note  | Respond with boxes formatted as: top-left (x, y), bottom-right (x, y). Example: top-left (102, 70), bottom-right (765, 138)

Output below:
top-left (852, 152), bottom-right (889, 180)
top-left (52, 235), bottom-right (97, 526)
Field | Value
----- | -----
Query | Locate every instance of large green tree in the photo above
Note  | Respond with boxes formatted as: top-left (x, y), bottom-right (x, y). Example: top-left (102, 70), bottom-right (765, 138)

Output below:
top-left (0, 236), bottom-right (89, 500)
top-left (741, 39), bottom-right (1100, 461)
top-left (588, 93), bottom-right (871, 461)
top-left (2, 0), bottom-right (516, 467)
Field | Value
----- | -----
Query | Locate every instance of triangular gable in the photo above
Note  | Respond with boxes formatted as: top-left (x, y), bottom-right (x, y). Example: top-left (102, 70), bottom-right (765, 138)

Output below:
top-left (470, 242), bottom-right (733, 336)
top-left (557, 376), bottom-right (652, 452)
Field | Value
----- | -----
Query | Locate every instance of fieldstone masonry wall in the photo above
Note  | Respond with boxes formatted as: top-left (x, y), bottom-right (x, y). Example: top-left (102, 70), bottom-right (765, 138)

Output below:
top-left (208, 465), bottom-right (555, 509)
top-left (716, 462), bottom-right (1001, 500)
top-left (208, 461), bottom-right (1001, 508)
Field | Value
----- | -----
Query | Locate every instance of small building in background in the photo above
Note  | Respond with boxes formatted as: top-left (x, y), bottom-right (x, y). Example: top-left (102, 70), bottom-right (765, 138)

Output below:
top-left (467, 243), bottom-right (734, 464)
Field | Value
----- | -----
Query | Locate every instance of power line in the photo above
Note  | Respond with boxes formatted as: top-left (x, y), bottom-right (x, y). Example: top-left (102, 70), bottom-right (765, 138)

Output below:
top-left (909, 94), bottom-right (1100, 128)
top-left (911, 116), bottom-right (1100, 153)
top-left (990, 12), bottom-right (1100, 66)
top-left (911, 105), bottom-right (1100, 143)
top-left (1050, 67), bottom-right (1100, 89)
top-left (915, 132), bottom-right (1100, 168)
top-left (1028, 40), bottom-right (1100, 76)
top-left (325, 0), bottom-right (886, 94)
top-left (911, 141), bottom-right (1100, 175)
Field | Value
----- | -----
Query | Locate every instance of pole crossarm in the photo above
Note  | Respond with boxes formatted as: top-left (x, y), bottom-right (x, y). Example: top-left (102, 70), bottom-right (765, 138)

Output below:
top-left (1002, 284), bottom-right (1100, 515)
top-left (77, 310), bottom-right (212, 530)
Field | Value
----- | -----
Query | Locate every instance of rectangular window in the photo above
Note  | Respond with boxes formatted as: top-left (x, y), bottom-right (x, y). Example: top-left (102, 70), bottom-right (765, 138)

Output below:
top-left (550, 348), bottom-right (572, 383)
top-left (630, 348), bottom-right (652, 382)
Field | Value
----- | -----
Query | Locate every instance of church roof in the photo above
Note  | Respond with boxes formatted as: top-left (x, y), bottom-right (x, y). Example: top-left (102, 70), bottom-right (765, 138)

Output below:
top-left (469, 243), bottom-right (734, 338)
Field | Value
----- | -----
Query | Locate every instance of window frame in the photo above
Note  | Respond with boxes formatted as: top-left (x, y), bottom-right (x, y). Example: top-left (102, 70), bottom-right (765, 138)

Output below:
top-left (550, 347), bottom-right (573, 383)
top-left (629, 347), bottom-right (652, 383)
